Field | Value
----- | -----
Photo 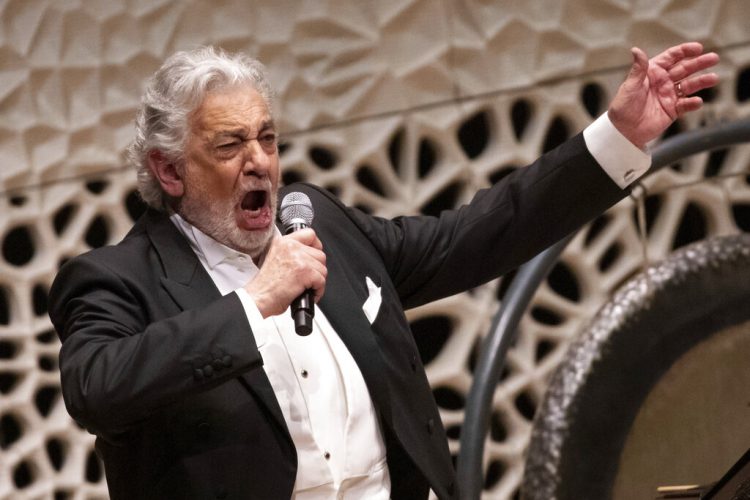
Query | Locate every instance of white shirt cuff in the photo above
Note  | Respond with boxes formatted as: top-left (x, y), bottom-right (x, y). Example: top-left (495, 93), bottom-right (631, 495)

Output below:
top-left (235, 288), bottom-right (271, 349)
top-left (583, 112), bottom-right (652, 189)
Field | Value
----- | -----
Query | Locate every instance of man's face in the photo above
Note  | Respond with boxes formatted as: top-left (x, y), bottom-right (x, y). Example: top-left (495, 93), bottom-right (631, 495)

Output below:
top-left (178, 85), bottom-right (280, 258)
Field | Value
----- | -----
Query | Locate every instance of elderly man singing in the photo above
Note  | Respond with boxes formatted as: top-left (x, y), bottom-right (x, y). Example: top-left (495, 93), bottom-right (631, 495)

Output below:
top-left (49, 43), bottom-right (718, 499)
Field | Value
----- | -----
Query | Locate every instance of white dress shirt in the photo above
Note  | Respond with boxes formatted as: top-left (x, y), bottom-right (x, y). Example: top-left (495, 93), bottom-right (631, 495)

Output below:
top-left (170, 216), bottom-right (391, 500)
top-left (585, 112), bottom-right (651, 188)
top-left (169, 111), bottom-right (648, 499)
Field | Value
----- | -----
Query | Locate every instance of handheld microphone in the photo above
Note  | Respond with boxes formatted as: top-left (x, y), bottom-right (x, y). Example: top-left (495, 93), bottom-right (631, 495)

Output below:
top-left (279, 192), bottom-right (315, 336)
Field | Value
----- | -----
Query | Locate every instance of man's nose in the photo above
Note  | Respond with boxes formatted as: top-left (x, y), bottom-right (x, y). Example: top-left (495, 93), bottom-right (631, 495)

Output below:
top-left (242, 139), bottom-right (272, 176)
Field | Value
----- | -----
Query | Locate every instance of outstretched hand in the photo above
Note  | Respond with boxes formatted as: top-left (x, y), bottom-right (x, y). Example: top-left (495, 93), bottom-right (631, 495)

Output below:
top-left (608, 42), bottom-right (719, 149)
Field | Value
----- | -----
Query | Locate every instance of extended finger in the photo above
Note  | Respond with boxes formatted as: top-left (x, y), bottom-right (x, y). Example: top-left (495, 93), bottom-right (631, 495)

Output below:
top-left (652, 42), bottom-right (705, 69)
top-left (676, 96), bottom-right (704, 116)
top-left (668, 52), bottom-right (720, 81)
top-left (676, 72), bottom-right (719, 96)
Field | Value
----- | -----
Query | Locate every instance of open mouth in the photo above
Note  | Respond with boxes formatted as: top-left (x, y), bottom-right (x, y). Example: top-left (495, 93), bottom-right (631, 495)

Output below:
top-left (241, 190), bottom-right (268, 212)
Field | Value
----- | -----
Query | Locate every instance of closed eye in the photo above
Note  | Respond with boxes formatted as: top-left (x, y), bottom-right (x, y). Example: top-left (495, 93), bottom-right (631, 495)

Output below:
top-left (213, 131), bottom-right (277, 155)
top-left (259, 133), bottom-right (277, 146)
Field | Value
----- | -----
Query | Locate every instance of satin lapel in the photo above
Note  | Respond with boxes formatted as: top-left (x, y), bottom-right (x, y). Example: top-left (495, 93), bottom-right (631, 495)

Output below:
top-left (144, 210), bottom-right (289, 433)
top-left (318, 241), bottom-right (394, 428)
top-left (145, 210), bottom-right (220, 308)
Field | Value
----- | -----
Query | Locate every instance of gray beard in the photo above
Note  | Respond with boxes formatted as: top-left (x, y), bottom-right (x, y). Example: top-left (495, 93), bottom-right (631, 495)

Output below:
top-left (176, 195), bottom-right (277, 261)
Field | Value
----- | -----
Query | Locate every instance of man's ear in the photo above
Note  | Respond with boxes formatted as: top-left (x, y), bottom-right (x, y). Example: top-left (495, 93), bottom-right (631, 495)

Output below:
top-left (147, 150), bottom-right (184, 197)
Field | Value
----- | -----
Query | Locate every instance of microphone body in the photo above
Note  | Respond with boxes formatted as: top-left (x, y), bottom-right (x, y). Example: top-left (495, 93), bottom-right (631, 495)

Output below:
top-left (279, 193), bottom-right (315, 336)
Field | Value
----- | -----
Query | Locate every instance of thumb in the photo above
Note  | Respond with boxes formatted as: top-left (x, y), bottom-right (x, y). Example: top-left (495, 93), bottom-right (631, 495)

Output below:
top-left (285, 227), bottom-right (321, 249)
top-left (627, 47), bottom-right (649, 81)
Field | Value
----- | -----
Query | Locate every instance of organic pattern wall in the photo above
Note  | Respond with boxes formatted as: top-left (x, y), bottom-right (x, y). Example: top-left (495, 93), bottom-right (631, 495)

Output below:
top-left (1, 1), bottom-right (749, 498)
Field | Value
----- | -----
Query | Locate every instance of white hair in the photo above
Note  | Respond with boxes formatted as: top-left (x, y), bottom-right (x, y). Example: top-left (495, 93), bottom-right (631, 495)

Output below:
top-left (127, 46), bottom-right (275, 210)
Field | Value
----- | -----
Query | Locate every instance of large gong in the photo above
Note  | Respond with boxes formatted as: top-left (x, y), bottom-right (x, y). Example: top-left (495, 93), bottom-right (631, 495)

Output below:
top-left (523, 234), bottom-right (750, 499)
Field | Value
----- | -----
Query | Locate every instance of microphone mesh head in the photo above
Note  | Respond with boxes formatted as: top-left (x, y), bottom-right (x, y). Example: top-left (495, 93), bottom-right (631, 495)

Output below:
top-left (280, 192), bottom-right (314, 227)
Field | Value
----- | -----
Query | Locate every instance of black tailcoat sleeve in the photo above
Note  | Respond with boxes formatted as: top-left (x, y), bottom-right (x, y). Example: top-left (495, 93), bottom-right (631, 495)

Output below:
top-left (49, 131), bottom-right (627, 500)
top-left (312, 132), bottom-right (625, 309)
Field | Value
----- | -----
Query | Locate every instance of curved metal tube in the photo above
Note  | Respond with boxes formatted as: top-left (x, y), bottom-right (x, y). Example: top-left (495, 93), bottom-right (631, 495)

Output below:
top-left (455, 116), bottom-right (750, 499)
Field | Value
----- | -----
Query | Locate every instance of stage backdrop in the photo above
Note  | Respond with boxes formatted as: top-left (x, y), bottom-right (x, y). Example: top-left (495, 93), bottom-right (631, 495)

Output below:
top-left (1, 1), bottom-right (749, 498)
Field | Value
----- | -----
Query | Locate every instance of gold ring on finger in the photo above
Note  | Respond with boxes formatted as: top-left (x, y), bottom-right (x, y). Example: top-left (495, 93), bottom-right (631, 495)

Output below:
top-left (675, 81), bottom-right (686, 98)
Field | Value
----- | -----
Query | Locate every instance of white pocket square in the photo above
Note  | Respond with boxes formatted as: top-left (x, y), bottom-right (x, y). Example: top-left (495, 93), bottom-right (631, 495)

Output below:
top-left (362, 276), bottom-right (382, 324)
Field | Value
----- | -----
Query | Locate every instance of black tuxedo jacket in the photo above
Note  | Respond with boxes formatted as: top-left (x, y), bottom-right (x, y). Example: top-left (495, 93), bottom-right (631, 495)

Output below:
top-left (49, 133), bottom-right (626, 499)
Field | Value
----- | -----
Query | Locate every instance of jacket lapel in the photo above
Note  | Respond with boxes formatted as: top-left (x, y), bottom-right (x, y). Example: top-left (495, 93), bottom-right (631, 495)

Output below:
top-left (317, 233), bottom-right (394, 428)
top-left (144, 210), bottom-right (290, 436)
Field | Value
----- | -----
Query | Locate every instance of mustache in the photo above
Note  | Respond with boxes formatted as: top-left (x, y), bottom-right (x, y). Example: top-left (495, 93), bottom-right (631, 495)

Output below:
top-left (237, 177), bottom-right (274, 195)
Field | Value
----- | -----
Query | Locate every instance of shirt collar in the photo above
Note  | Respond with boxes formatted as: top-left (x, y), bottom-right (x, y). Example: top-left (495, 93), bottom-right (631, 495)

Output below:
top-left (169, 213), bottom-right (253, 270)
